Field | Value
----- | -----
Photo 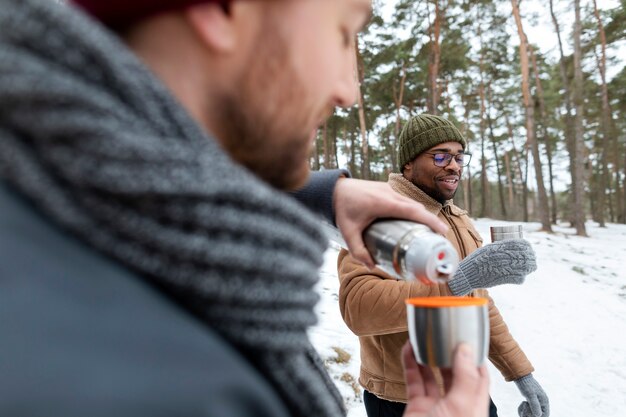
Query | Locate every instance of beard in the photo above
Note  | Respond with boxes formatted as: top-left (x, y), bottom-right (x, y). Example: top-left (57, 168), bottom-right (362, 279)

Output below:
top-left (214, 22), bottom-right (320, 191)
top-left (431, 186), bottom-right (457, 204)
top-left (408, 172), bottom-right (458, 204)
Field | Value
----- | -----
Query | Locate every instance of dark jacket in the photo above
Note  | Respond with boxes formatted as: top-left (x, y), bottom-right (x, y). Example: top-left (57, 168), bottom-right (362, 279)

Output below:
top-left (0, 183), bottom-right (290, 417)
top-left (0, 2), bottom-right (350, 415)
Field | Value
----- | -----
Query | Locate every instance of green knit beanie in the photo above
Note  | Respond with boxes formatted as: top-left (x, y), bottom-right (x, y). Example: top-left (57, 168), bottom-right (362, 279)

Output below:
top-left (397, 114), bottom-right (467, 171)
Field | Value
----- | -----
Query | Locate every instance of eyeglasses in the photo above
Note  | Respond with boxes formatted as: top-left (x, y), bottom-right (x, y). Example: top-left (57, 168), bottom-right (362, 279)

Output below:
top-left (424, 152), bottom-right (472, 168)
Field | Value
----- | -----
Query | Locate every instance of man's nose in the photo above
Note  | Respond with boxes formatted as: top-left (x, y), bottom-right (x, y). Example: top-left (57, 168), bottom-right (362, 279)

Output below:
top-left (333, 71), bottom-right (359, 108)
top-left (332, 47), bottom-right (361, 108)
top-left (446, 157), bottom-right (462, 172)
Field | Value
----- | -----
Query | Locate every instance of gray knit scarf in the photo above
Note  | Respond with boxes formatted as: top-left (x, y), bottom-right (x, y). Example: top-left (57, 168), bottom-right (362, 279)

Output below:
top-left (0, 0), bottom-right (344, 416)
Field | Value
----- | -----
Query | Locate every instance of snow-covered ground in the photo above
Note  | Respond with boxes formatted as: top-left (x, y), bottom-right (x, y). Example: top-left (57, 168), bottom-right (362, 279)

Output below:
top-left (309, 219), bottom-right (626, 417)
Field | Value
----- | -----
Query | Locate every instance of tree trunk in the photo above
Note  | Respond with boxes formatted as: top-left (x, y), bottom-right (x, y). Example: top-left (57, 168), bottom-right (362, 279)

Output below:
top-left (312, 130), bottom-right (320, 170)
top-left (331, 116), bottom-right (338, 169)
top-left (505, 110), bottom-right (528, 222)
top-left (461, 101), bottom-right (472, 212)
top-left (341, 122), bottom-right (348, 172)
top-left (523, 142), bottom-right (530, 223)
top-left (393, 62), bottom-right (407, 173)
top-left (478, 45), bottom-right (490, 218)
top-left (616, 146), bottom-right (624, 222)
top-left (550, 0), bottom-right (578, 227)
top-left (322, 120), bottom-right (330, 169)
top-left (529, 45), bottom-right (558, 224)
top-left (349, 129), bottom-right (357, 177)
top-left (591, 43), bottom-right (610, 225)
top-left (512, 142), bottom-right (529, 222)
top-left (378, 132), bottom-right (394, 179)
top-left (572, 0), bottom-right (588, 236)
top-left (505, 152), bottom-right (515, 215)
top-left (592, 0), bottom-right (614, 226)
top-left (486, 87), bottom-right (507, 218)
top-left (618, 152), bottom-right (626, 223)
top-left (442, 77), bottom-right (452, 114)
top-left (354, 37), bottom-right (370, 180)
top-left (427, 0), bottom-right (442, 115)
top-left (511, 0), bottom-right (552, 231)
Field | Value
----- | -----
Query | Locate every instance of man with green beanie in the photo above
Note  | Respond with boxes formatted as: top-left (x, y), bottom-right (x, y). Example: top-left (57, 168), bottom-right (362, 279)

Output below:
top-left (338, 113), bottom-right (550, 417)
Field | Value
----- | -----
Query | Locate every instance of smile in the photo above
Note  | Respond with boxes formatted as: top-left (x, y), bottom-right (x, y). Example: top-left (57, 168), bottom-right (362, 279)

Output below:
top-left (437, 176), bottom-right (460, 191)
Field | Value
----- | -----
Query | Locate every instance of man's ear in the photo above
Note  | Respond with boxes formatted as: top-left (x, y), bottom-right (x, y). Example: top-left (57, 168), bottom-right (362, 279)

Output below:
top-left (185, 3), bottom-right (236, 53)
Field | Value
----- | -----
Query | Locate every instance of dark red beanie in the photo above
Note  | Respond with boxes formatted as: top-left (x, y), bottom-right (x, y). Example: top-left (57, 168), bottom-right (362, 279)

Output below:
top-left (71, 0), bottom-right (230, 28)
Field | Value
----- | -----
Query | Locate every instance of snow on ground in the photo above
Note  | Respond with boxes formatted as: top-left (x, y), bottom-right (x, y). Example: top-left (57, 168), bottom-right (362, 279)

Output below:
top-left (309, 219), bottom-right (626, 417)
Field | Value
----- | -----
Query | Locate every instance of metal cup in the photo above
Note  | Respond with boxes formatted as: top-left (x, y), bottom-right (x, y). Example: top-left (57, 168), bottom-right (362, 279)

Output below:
top-left (490, 225), bottom-right (523, 242)
top-left (405, 297), bottom-right (489, 368)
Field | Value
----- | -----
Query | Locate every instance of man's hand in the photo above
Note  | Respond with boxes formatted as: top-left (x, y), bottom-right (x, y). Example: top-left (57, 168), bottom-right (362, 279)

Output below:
top-left (402, 342), bottom-right (490, 417)
top-left (448, 239), bottom-right (537, 296)
top-left (515, 374), bottom-right (550, 417)
top-left (333, 178), bottom-right (448, 269)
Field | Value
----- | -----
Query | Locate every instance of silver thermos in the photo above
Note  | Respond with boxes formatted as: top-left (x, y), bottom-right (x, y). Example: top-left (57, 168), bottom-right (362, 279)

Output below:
top-left (324, 220), bottom-right (458, 284)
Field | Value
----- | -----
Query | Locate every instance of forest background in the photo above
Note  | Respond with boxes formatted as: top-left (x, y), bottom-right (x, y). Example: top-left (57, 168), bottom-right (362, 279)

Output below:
top-left (310, 0), bottom-right (626, 235)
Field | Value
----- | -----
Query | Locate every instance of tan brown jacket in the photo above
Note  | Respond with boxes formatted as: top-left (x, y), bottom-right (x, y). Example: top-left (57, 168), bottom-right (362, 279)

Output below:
top-left (337, 173), bottom-right (534, 402)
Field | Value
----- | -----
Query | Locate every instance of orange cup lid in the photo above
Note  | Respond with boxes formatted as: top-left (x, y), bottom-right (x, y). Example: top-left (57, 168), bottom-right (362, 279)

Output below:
top-left (405, 296), bottom-right (488, 307)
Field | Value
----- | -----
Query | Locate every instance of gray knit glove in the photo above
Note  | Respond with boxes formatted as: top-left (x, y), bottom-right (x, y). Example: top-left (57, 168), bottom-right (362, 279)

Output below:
top-left (448, 239), bottom-right (537, 296)
top-left (515, 374), bottom-right (550, 417)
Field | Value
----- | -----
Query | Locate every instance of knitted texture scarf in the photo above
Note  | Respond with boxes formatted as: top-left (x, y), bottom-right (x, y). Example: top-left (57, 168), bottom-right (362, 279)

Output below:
top-left (0, 0), bottom-right (344, 416)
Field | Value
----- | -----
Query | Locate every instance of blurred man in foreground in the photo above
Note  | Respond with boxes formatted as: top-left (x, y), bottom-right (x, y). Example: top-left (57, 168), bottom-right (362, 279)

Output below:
top-left (1, 1), bottom-right (487, 416)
